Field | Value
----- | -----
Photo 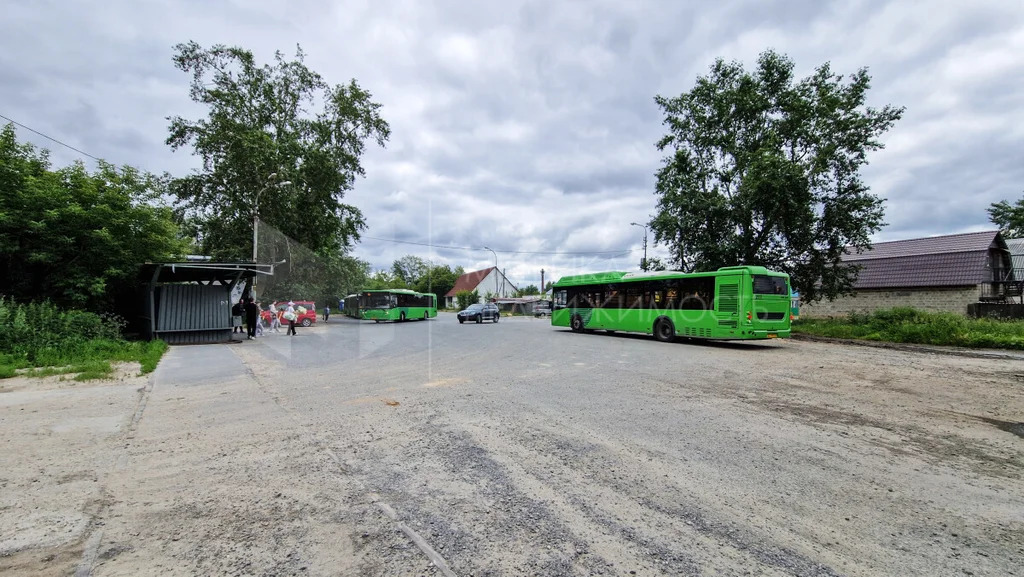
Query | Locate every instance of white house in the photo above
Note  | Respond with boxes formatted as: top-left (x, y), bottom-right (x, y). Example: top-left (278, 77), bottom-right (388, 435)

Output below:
top-left (444, 267), bottom-right (518, 308)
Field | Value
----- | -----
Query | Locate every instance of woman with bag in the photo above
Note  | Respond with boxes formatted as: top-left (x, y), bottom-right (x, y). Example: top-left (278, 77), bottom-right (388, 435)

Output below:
top-left (285, 301), bottom-right (297, 336)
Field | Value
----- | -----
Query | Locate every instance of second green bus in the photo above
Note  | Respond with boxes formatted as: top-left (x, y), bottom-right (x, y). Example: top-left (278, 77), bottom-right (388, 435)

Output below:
top-left (358, 289), bottom-right (437, 323)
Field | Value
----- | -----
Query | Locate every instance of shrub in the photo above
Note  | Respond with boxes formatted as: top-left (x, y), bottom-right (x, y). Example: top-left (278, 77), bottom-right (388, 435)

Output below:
top-left (793, 307), bottom-right (1024, 350)
top-left (0, 297), bottom-right (167, 378)
top-left (456, 289), bottom-right (479, 310)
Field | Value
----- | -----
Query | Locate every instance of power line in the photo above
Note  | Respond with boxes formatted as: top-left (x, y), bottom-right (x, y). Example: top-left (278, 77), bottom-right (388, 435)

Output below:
top-left (0, 113), bottom-right (105, 163)
top-left (362, 235), bottom-right (638, 256)
top-left (0, 114), bottom-right (648, 266)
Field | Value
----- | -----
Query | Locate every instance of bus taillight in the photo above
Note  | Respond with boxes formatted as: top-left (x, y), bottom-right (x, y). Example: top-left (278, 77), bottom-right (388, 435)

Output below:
top-left (747, 311), bottom-right (752, 321)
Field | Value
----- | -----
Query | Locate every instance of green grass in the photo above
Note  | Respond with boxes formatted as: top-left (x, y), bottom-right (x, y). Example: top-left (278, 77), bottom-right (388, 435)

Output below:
top-left (793, 307), bottom-right (1024, 350)
top-left (0, 298), bottom-right (169, 381)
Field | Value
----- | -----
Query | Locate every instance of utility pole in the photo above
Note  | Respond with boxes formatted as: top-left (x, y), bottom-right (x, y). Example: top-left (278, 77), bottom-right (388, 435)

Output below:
top-left (630, 222), bottom-right (648, 271)
top-left (483, 246), bottom-right (498, 298)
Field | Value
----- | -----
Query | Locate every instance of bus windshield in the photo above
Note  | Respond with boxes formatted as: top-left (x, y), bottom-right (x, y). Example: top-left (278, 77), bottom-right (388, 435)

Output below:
top-left (365, 293), bottom-right (394, 309)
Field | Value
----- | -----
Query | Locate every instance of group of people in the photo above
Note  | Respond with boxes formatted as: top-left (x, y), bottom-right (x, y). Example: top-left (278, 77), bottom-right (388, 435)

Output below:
top-left (232, 298), bottom-right (300, 338)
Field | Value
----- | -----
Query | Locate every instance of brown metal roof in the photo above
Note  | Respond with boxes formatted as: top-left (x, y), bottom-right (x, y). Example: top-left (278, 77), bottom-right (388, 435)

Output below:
top-left (444, 267), bottom-right (495, 297)
top-left (845, 230), bottom-right (1005, 289)
top-left (851, 252), bottom-right (992, 289)
top-left (845, 231), bottom-right (999, 261)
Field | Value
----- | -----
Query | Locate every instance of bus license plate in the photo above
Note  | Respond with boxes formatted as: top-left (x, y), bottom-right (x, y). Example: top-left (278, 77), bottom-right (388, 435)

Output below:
top-left (766, 333), bottom-right (778, 338)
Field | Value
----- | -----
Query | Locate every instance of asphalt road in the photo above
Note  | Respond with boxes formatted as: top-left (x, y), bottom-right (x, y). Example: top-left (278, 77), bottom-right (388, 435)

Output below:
top-left (4, 312), bottom-right (1023, 576)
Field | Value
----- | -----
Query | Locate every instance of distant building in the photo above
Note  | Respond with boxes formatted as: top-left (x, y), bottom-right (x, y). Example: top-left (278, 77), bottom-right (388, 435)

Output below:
top-left (493, 296), bottom-right (547, 315)
top-left (444, 267), bottom-right (518, 308)
top-left (1007, 237), bottom-right (1024, 272)
top-left (802, 230), bottom-right (1015, 317)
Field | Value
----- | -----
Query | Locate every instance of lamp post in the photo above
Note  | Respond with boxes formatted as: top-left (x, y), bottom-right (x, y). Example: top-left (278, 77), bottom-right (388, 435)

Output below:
top-left (251, 174), bottom-right (291, 297)
top-left (252, 173), bottom-right (292, 263)
top-left (483, 246), bottom-right (498, 298)
top-left (630, 222), bottom-right (648, 271)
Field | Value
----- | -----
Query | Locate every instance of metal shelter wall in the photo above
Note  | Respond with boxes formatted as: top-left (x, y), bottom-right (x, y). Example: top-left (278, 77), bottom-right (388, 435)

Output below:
top-left (140, 261), bottom-right (276, 345)
top-left (155, 284), bottom-right (233, 344)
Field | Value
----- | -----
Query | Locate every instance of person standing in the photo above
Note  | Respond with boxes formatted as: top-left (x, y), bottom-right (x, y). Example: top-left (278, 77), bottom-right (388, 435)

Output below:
top-left (245, 297), bottom-right (259, 340)
top-left (268, 302), bottom-right (281, 333)
top-left (323, 305), bottom-right (330, 322)
top-left (231, 298), bottom-right (244, 334)
top-left (254, 302), bottom-right (265, 337)
top-left (285, 301), bottom-right (297, 336)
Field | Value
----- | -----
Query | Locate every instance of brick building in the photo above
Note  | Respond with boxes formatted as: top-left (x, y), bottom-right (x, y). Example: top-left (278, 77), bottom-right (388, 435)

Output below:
top-left (802, 230), bottom-right (1015, 317)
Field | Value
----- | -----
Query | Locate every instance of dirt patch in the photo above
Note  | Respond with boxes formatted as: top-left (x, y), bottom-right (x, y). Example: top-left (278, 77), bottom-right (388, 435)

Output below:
top-left (0, 365), bottom-right (146, 576)
top-left (0, 362), bottom-right (144, 394)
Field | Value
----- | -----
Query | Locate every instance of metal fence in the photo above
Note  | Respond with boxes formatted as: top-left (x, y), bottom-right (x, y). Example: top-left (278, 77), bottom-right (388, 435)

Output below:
top-left (980, 267), bottom-right (1024, 303)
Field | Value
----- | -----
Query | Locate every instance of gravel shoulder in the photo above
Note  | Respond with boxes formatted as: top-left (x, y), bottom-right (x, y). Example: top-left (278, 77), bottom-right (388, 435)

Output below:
top-left (2, 317), bottom-right (1022, 576)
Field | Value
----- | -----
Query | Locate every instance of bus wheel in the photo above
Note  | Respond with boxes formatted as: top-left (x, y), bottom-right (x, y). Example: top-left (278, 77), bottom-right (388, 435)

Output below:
top-left (423, 311), bottom-right (429, 320)
top-left (400, 312), bottom-right (406, 322)
top-left (654, 318), bottom-right (675, 343)
top-left (570, 315), bottom-right (584, 332)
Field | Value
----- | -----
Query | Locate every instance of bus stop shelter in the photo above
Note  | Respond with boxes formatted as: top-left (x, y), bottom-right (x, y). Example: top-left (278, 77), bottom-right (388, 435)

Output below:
top-left (139, 261), bottom-right (276, 344)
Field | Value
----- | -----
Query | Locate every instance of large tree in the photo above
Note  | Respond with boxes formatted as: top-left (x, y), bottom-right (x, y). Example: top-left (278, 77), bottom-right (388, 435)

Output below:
top-left (988, 196), bottom-right (1024, 238)
top-left (167, 41), bottom-right (390, 260)
top-left (392, 255), bottom-right (429, 287)
top-left (651, 50), bottom-right (903, 302)
top-left (413, 263), bottom-right (463, 305)
top-left (0, 124), bottom-right (188, 314)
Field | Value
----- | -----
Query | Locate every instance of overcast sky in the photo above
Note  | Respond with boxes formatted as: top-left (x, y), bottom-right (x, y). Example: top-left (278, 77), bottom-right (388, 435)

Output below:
top-left (2, 0), bottom-right (1022, 289)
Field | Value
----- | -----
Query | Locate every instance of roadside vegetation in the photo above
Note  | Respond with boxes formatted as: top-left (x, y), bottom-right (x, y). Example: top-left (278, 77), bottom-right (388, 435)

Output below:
top-left (0, 299), bottom-right (167, 381)
top-left (793, 307), bottom-right (1024, 350)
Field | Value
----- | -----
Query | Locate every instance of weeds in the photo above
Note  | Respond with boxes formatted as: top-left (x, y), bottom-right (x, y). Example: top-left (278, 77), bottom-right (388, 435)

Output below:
top-left (794, 307), bottom-right (1024, 350)
top-left (0, 298), bottom-right (168, 380)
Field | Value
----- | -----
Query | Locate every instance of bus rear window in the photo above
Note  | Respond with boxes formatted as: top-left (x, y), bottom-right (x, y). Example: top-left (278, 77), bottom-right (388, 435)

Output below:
top-left (753, 275), bottom-right (788, 295)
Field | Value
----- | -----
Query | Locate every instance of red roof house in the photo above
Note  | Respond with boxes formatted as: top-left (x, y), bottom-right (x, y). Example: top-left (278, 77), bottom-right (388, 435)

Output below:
top-left (444, 267), bottom-right (518, 308)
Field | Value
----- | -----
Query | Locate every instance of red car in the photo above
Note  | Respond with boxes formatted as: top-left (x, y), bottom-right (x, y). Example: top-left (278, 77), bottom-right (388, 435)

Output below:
top-left (262, 301), bottom-right (317, 327)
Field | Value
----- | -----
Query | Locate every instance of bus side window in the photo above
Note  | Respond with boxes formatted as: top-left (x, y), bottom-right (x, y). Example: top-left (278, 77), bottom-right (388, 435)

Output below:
top-left (665, 288), bottom-right (678, 309)
top-left (605, 290), bottom-right (621, 309)
top-left (644, 291), bottom-right (662, 308)
top-left (625, 287), bottom-right (642, 309)
top-left (566, 289), bottom-right (579, 308)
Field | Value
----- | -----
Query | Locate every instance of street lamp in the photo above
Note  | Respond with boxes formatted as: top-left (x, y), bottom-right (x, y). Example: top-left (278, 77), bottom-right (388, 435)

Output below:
top-left (630, 222), bottom-right (648, 271)
top-left (482, 246), bottom-right (498, 298)
top-left (253, 173), bottom-right (292, 263)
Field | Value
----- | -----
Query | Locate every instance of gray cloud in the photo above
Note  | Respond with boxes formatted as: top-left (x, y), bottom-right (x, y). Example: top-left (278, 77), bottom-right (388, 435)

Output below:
top-left (2, 0), bottom-right (1022, 290)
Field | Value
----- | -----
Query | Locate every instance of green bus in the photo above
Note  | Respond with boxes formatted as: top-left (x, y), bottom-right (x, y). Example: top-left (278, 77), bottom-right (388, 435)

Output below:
top-left (551, 265), bottom-right (791, 341)
top-left (358, 289), bottom-right (437, 322)
top-left (343, 293), bottom-right (361, 318)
